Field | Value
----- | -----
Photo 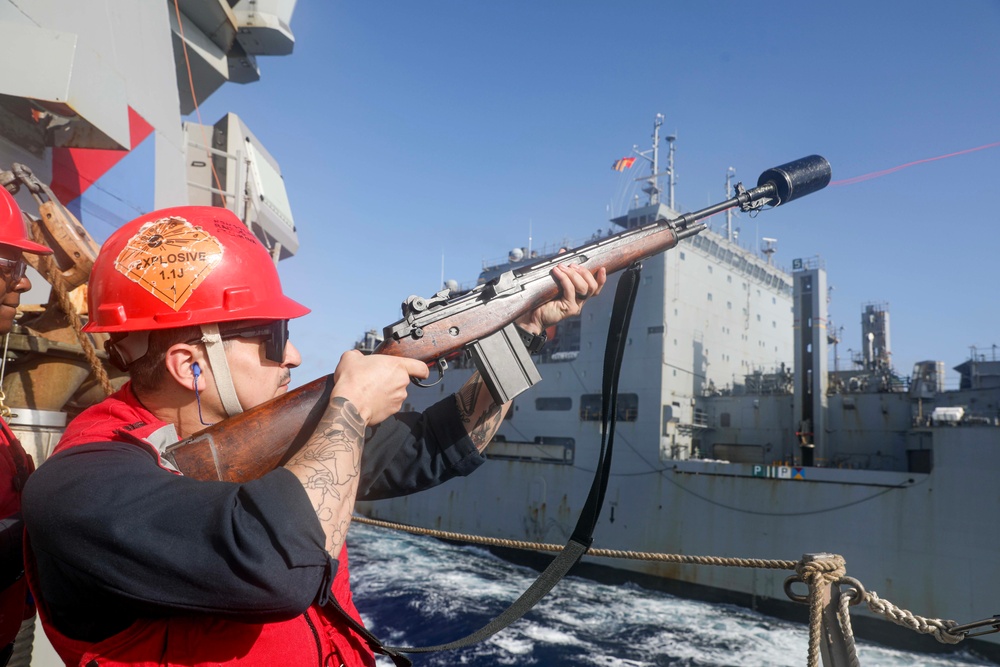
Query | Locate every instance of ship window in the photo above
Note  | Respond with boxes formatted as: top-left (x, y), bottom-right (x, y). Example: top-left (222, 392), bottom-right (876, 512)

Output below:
top-left (618, 393), bottom-right (639, 421)
top-left (721, 412), bottom-right (731, 427)
top-left (712, 444), bottom-right (764, 464)
top-left (648, 325), bottom-right (664, 334)
top-left (536, 397), bottom-right (572, 411)
top-left (707, 293), bottom-right (713, 301)
top-left (680, 251), bottom-right (686, 260)
top-left (707, 265), bottom-right (713, 273)
top-left (579, 393), bottom-right (639, 421)
top-left (580, 394), bottom-right (602, 421)
top-left (487, 436), bottom-right (575, 465)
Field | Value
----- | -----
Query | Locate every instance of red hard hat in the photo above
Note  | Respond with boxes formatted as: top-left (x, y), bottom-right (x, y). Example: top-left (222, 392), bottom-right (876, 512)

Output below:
top-left (83, 206), bottom-right (309, 333)
top-left (0, 187), bottom-right (54, 255)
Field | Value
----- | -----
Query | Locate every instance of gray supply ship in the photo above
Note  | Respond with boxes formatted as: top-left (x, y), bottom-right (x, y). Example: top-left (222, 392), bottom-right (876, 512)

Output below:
top-left (356, 116), bottom-right (1000, 661)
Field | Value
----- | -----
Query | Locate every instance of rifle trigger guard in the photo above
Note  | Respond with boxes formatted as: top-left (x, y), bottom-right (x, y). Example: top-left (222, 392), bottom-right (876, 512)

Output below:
top-left (411, 358), bottom-right (448, 389)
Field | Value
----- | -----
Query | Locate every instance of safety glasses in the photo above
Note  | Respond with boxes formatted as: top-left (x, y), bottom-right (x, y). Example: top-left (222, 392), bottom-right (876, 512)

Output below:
top-left (185, 320), bottom-right (289, 364)
top-left (217, 320), bottom-right (290, 364)
top-left (0, 256), bottom-right (27, 287)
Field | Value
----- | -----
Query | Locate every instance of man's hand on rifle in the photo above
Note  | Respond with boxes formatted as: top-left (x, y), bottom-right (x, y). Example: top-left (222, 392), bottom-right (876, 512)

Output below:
top-left (332, 351), bottom-right (430, 425)
top-left (514, 263), bottom-right (608, 335)
top-left (453, 262), bottom-right (607, 452)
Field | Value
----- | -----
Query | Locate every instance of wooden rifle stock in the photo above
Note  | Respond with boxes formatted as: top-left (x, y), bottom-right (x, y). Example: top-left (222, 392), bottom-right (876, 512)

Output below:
top-left (163, 155), bottom-right (831, 483)
top-left (163, 375), bottom-right (335, 482)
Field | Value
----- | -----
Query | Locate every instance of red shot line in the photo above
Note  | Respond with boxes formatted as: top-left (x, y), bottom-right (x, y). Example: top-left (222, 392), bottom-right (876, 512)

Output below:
top-left (830, 140), bottom-right (1000, 187)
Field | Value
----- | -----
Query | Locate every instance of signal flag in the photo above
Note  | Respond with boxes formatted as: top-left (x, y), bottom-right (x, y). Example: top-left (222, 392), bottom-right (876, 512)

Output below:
top-left (612, 156), bottom-right (636, 172)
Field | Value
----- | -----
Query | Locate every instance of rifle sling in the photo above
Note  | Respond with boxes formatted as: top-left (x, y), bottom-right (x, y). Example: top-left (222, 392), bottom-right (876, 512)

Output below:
top-left (325, 262), bottom-right (643, 661)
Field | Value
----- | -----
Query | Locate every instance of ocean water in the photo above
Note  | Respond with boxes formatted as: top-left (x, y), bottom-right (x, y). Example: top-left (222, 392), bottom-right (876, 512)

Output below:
top-left (349, 522), bottom-right (991, 667)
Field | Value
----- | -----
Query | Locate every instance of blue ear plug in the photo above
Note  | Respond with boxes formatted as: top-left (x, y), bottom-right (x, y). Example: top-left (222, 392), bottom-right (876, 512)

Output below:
top-left (192, 362), bottom-right (213, 426)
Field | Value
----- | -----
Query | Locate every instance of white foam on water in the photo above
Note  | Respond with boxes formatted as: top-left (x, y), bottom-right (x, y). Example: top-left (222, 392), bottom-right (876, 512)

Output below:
top-left (349, 523), bottom-right (994, 666)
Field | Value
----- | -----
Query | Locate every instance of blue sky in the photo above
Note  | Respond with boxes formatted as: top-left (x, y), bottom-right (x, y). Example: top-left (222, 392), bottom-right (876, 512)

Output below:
top-left (104, 2), bottom-right (1000, 386)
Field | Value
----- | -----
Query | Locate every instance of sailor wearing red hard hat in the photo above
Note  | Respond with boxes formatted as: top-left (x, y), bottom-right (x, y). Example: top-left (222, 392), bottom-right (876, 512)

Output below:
top-left (22, 205), bottom-right (605, 666)
top-left (0, 186), bottom-right (51, 667)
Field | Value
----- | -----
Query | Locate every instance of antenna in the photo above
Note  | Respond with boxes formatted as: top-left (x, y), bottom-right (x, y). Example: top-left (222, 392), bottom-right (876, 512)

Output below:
top-left (666, 132), bottom-right (677, 209)
top-left (725, 167), bottom-right (736, 241)
top-left (761, 237), bottom-right (777, 265)
top-left (628, 114), bottom-right (681, 212)
top-left (642, 114), bottom-right (663, 206)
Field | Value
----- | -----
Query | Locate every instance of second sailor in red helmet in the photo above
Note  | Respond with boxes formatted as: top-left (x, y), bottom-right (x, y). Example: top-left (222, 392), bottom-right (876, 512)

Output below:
top-left (0, 187), bottom-right (52, 667)
top-left (22, 206), bottom-right (605, 666)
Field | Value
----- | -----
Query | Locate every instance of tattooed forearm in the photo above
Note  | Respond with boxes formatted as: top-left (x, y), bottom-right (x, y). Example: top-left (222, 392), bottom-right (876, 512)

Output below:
top-left (455, 374), bottom-right (507, 452)
top-left (455, 377), bottom-right (486, 422)
top-left (468, 406), bottom-right (503, 452)
top-left (285, 397), bottom-right (366, 556)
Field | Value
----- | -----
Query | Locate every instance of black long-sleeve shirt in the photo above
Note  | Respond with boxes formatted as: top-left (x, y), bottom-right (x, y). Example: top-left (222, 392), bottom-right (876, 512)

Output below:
top-left (23, 395), bottom-right (484, 642)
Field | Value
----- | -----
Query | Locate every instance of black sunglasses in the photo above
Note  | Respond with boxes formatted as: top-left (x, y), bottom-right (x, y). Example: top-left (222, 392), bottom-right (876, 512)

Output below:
top-left (187, 320), bottom-right (290, 364)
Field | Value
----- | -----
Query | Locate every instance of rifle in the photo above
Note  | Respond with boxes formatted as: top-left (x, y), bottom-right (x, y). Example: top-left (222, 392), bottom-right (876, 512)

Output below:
top-left (163, 155), bottom-right (831, 482)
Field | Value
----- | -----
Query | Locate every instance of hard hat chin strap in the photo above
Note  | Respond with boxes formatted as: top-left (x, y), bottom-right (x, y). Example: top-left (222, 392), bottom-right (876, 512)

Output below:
top-left (199, 323), bottom-right (244, 418)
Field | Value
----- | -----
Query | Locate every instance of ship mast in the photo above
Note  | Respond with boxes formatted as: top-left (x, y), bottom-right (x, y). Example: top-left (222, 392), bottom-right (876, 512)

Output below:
top-left (637, 114), bottom-right (676, 209)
